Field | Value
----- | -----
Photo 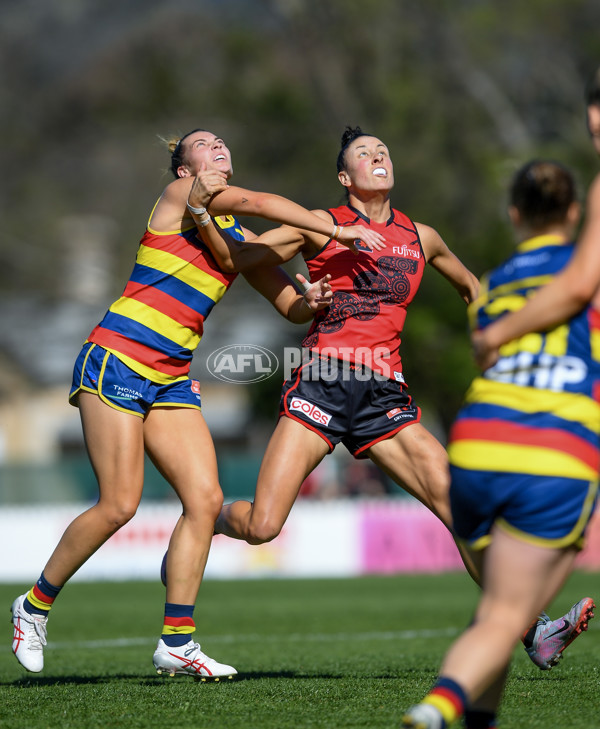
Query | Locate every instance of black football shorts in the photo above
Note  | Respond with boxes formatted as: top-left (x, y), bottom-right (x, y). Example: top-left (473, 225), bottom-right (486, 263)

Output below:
top-left (279, 356), bottom-right (421, 457)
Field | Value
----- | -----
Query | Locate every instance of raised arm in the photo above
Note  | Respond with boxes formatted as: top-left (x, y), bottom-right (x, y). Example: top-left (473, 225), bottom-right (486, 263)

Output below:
top-left (417, 223), bottom-right (480, 304)
top-left (189, 178), bottom-right (386, 252)
top-left (472, 173), bottom-right (600, 369)
top-left (194, 215), bottom-right (308, 273)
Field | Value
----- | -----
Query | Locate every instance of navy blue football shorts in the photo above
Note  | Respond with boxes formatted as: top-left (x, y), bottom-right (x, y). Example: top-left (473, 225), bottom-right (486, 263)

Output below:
top-left (450, 464), bottom-right (598, 551)
top-left (279, 356), bottom-right (421, 457)
top-left (69, 342), bottom-right (202, 417)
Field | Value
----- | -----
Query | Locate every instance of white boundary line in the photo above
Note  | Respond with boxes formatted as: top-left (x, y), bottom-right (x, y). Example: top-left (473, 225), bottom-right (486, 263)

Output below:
top-left (3, 622), bottom-right (597, 654)
top-left (1, 627), bottom-right (460, 654)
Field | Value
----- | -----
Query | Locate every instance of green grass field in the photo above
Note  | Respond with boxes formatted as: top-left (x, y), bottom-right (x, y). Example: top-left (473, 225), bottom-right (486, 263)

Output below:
top-left (0, 572), bottom-right (598, 729)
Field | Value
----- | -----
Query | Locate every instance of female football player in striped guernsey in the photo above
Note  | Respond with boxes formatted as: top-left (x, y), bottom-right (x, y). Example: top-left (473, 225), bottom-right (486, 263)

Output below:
top-left (9, 128), bottom-right (384, 679)
top-left (401, 159), bottom-right (597, 729)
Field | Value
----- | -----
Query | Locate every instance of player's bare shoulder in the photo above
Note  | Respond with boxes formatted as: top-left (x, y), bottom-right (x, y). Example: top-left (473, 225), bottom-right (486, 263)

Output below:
top-left (414, 221), bottom-right (445, 260)
top-left (149, 177), bottom-right (193, 232)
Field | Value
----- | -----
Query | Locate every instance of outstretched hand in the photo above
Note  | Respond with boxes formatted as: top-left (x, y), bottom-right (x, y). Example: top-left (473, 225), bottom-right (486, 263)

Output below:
top-left (187, 162), bottom-right (228, 209)
top-left (296, 272), bottom-right (332, 311)
top-left (335, 224), bottom-right (386, 253)
top-left (471, 329), bottom-right (500, 371)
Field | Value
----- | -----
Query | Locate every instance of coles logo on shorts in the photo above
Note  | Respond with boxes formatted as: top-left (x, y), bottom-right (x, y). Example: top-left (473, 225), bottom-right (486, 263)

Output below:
top-left (386, 407), bottom-right (402, 419)
top-left (290, 397), bottom-right (332, 426)
top-left (191, 380), bottom-right (201, 394)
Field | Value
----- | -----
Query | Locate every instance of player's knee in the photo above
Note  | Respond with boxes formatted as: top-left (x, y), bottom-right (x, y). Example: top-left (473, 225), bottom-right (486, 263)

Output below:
top-left (246, 516), bottom-right (282, 545)
top-left (180, 479), bottom-right (224, 521)
top-left (99, 501), bottom-right (138, 531)
top-left (203, 487), bottom-right (224, 521)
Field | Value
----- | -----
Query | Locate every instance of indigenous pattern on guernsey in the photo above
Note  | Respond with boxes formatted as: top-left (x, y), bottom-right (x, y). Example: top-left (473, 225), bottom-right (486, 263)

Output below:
top-left (87, 215), bottom-right (242, 384)
top-left (302, 204), bottom-right (425, 379)
top-left (448, 234), bottom-right (600, 544)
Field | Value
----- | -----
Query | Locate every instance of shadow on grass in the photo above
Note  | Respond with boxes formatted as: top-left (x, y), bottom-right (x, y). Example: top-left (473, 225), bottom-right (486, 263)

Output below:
top-left (2, 668), bottom-right (414, 687)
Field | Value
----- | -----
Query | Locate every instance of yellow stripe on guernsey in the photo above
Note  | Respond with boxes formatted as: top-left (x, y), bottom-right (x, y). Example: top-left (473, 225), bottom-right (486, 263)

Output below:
top-left (592, 324), bottom-right (600, 362)
top-left (448, 440), bottom-right (597, 481)
top-left (516, 233), bottom-right (569, 253)
top-left (110, 297), bottom-right (201, 358)
top-left (467, 273), bottom-right (553, 332)
top-left (468, 234), bottom-right (566, 337)
top-left (499, 324), bottom-right (569, 358)
top-left (486, 274), bottom-right (553, 303)
top-left (109, 247), bottom-right (228, 354)
top-left (464, 378), bottom-right (600, 434)
top-left (136, 245), bottom-right (227, 300)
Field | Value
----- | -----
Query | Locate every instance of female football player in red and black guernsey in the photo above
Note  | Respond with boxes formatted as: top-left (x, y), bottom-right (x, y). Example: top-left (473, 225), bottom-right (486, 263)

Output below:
top-left (194, 126), bottom-right (479, 542)
top-left (8, 128), bottom-right (384, 679)
top-left (401, 161), bottom-right (598, 729)
top-left (193, 128), bottom-right (588, 682)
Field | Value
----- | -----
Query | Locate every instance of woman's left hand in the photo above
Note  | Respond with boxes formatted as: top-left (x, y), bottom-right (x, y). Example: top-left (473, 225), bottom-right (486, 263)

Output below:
top-left (297, 273), bottom-right (332, 311)
top-left (188, 163), bottom-right (228, 209)
top-left (335, 224), bottom-right (386, 253)
top-left (471, 329), bottom-right (500, 371)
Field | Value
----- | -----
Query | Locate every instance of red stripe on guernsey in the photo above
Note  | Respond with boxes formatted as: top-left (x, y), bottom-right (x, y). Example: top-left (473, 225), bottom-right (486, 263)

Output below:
top-left (450, 418), bottom-right (599, 471)
top-left (90, 327), bottom-right (186, 377)
top-left (588, 307), bottom-right (600, 332)
top-left (121, 281), bottom-right (205, 334)
top-left (141, 231), bottom-right (233, 285)
top-left (431, 687), bottom-right (464, 714)
top-left (32, 584), bottom-right (55, 606)
top-left (164, 617), bottom-right (195, 628)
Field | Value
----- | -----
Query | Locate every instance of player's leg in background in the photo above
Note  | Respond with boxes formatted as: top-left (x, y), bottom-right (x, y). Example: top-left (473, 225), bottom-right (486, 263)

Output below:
top-left (367, 423), bottom-right (481, 582)
top-left (215, 417), bottom-right (330, 544)
top-left (367, 423), bottom-right (453, 526)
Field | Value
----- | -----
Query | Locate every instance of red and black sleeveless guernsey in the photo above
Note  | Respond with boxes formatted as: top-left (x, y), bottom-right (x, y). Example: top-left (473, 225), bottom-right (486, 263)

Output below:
top-left (302, 204), bottom-right (425, 380)
top-left (86, 215), bottom-right (241, 384)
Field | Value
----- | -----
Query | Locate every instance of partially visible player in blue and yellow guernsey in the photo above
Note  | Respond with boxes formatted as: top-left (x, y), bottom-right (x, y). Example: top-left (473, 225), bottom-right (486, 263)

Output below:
top-left (401, 160), bottom-right (598, 729)
top-left (449, 162), bottom-right (600, 552)
top-left (8, 127), bottom-right (385, 679)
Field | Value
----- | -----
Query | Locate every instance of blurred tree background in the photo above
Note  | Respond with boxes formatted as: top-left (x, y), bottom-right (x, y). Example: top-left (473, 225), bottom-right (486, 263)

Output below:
top-left (1, 0), bottom-right (600, 440)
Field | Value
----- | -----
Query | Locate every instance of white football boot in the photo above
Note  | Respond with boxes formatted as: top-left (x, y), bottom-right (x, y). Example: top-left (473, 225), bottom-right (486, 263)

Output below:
top-left (153, 639), bottom-right (237, 681)
top-left (400, 703), bottom-right (445, 729)
top-left (11, 593), bottom-right (48, 673)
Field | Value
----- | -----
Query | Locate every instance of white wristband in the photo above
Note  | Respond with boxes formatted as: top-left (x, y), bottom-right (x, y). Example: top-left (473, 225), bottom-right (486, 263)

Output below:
top-left (195, 215), bottom-right (211, 227)
top-left (187, 202), bottom-right (207, 215)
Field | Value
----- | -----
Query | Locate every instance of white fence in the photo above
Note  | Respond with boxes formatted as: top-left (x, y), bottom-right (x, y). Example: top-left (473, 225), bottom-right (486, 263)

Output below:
top-left (1, 499), bottom-right (598, 582)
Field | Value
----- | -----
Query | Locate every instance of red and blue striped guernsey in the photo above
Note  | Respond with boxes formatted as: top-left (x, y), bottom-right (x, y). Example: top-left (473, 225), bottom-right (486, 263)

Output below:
top-left (449, 234), bottom-right (600, 485)
top-left (87, 215), bottom-right (242, 384)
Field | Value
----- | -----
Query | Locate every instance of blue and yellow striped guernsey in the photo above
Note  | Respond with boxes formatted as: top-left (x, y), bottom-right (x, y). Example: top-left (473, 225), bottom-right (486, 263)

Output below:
top-left (87, 215), bottom-right (243, 384)
top-left (448, 234), bottom-right (600, 482)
